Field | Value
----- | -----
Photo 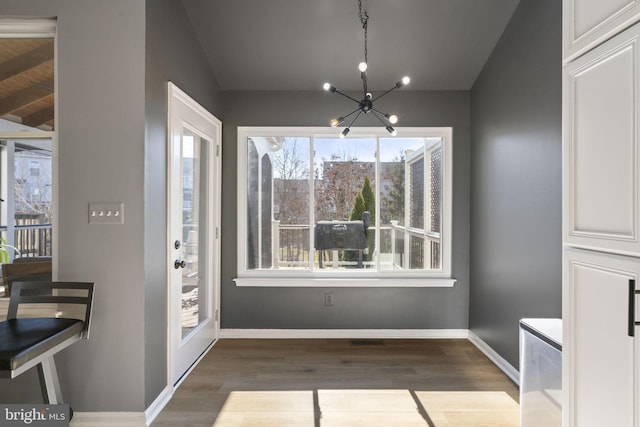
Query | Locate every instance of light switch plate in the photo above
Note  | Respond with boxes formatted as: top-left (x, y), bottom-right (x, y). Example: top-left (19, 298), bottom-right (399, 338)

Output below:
top-left (89, 202), bottom-right (124, 224)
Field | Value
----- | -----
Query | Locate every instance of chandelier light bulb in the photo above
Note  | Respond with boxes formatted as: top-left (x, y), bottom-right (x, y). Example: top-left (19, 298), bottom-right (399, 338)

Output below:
top-left (358, 62), bottom-right (368, 72)
top-left (402, 76), bottom-right (410, 86)
top-left (323, 82), bottom-right (336, 92)
top-left (330, 117), bottom-right (343, 127)
top-left (386, 114), bottom-right (398, 124)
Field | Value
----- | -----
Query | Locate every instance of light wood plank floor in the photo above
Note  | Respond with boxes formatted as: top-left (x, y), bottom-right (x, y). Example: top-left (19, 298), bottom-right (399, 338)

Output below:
top-left (152, 339), bottom-right (520, 427)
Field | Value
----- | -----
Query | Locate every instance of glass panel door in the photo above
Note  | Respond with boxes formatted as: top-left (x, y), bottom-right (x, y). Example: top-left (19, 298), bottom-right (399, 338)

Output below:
top-left (168, 83), bottom-right (221, 385)
top-left (180, 130), bottom-right (208, 339)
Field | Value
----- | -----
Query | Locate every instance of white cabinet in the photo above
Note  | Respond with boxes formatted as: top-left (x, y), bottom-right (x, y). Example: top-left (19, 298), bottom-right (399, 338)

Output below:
top-left (563, 248), bottom-right (639, 427)
top-left (564, 22), bottom-right (640, 256)
top-left (564, 5), bottom-right (640, 423)
top-left (564, 0), bottom-right (640, 61)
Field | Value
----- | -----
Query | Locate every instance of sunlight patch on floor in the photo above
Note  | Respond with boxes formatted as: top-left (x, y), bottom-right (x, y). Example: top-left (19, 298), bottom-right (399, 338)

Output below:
top-left (415, 391), bottom-right (520, 426)
top-left (212, 390), bottom-right (519, 427)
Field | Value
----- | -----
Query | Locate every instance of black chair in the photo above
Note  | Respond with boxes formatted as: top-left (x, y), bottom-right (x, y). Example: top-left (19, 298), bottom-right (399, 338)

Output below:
top-left (0, 281), bottom-right (94, 404)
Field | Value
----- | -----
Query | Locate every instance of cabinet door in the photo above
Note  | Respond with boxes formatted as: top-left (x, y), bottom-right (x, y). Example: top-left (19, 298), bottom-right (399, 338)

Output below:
top-left (564, 22), bottom-right (640, 256)
top-left (564, 0), bottom-right (640, 61)
top-left (563, 248), bottom-right (639, 427)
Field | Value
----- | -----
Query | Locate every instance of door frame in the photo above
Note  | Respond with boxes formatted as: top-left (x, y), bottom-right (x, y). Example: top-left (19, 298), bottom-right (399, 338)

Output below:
top-left (166, 82), bottom-right (221, 387)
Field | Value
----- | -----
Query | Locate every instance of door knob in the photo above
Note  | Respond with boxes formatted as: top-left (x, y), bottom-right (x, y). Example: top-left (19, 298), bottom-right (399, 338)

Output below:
top-left (174, 259), bottom-right (186, 269)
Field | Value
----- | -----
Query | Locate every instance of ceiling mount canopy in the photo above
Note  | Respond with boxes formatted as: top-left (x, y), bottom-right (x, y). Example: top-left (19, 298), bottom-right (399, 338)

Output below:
top-left (323, 0), bottom-right (410, 137)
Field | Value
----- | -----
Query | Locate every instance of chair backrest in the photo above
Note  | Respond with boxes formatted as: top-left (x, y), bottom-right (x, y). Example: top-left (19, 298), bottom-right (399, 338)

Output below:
top-left (2, 260), bottom-right (53, 296)
top-left (8, 281), bottom-right (94, 338)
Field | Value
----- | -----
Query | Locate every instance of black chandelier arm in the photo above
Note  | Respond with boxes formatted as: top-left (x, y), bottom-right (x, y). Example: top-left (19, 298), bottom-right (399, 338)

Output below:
top-left (332, 106), bottom-right (363, 127)
top-left (332, 88), bottom-right (361, 104)
top-left (370, 85), bottom-right (399, 103)
top-left (342, 106), bottom-right (363, 121)
top-left (371, 108), bottom-right (392, 122)
top-left (370, 109), bottom-right (390, 126)
top-left (346, 110), bottom-right (363, 129)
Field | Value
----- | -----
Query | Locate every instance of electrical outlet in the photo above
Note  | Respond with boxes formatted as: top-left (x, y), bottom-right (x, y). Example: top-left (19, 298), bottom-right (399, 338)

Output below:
top-left (324, 292), bottom-right (335, 306)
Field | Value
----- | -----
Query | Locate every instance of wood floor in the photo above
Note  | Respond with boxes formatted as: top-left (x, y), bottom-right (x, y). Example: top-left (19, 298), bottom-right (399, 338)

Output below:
top-left (151, 339), bottom-right (520, 427)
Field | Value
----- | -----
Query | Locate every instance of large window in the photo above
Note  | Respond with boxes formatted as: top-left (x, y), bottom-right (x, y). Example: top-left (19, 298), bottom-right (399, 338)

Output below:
top-left (236, 127), bottom-right (453, 287)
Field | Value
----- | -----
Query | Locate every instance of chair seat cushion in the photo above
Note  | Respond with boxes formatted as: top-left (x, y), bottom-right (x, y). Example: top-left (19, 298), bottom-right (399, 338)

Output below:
top-left (0, 318), bottom-right (84, 371)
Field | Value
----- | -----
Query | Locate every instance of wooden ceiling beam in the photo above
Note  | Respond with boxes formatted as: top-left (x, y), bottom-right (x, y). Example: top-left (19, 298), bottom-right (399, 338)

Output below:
top-left (0, 78), bottom-right (54, 116)
top-left (0, 41), bottom-right (54, 83)
top-left (21, 106), bottom-right (54, 128)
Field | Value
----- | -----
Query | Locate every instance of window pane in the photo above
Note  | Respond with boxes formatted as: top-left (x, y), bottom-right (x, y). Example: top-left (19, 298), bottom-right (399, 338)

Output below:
top-left (247, 137), bottom-right (311, 270)
top-left (379, 137), bottom-right (443, 271)
top-left (313, 137), bottom-right (375, 270)
top-left (242, 130), bottom-right (448, 275)
top-left (0, 139), bottom-right (53, 263)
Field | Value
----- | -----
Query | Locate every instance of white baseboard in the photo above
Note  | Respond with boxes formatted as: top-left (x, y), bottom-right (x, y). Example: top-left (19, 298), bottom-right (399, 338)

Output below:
top-left (468, 330), bottom-right (520, 385)
top-left (219, 328), bottom-right (470, 339)
top-left (144, 385), bottom-right (173, 426)
top-left (70, 412), bottom-right (146, 427)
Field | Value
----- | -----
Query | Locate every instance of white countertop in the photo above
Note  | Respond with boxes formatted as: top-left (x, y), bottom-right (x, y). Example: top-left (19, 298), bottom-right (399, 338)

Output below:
top-left (520, 318), bottom-right (562, 346)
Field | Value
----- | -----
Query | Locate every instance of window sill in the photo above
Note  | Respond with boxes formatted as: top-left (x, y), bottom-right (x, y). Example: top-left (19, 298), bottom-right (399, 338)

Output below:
top-left (233, 277), bottom-right (456, 288)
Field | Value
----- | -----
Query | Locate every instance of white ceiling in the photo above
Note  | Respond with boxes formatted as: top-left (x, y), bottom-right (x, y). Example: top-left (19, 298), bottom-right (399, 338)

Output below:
top-left (180, 0), bottom-right (521, 91)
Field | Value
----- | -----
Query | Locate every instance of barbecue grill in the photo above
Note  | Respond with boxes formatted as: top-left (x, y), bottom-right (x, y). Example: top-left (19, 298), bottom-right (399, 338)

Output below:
top-left (314, 212), bottom-right (370, 268)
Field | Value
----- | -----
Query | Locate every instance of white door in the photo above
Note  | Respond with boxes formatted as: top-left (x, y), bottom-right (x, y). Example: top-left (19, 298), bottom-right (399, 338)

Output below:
top-left (563, 247), bottom-right (638, 427)
top-left (168, 83), bottom-right (221, 385)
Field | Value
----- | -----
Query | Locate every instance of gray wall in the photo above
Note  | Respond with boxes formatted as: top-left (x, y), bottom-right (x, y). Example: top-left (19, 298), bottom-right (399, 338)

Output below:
top-left (145, 0), bottom-right (221, 407)
top-left (219, 90), bottom-right (471, 329)
top-left (1, 0), bottom-right (222, 411)
top-left (469, 0), bottom-right (562, 369)
top-left (1, 0), bottom-right (147, 411)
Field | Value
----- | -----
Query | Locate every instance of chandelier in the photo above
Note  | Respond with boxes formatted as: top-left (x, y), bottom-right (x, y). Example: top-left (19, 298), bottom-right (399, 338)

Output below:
top-left (323, 0), bottom-right (410, 138)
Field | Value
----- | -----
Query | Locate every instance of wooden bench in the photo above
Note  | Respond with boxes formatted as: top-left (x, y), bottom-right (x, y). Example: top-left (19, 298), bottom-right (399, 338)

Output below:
top-left (0, 281), bottom-right (94, 404)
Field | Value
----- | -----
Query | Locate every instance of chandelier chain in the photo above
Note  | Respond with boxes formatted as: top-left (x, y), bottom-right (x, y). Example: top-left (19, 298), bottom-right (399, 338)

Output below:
top-left (358, 0), bottom-right (368, 64)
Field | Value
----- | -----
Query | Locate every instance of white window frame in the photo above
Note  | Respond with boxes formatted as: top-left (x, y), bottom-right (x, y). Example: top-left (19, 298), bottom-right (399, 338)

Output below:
top-left (235, 127), bottom-right (455, 287)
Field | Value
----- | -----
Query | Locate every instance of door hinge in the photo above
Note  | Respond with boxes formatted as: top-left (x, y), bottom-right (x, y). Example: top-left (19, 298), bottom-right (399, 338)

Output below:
top-left (215, 309), bottom-right (219, 322)
top-left (216, 227), bottom-right (219, 239)
top-left (216, 144), bottom-right (220, 157)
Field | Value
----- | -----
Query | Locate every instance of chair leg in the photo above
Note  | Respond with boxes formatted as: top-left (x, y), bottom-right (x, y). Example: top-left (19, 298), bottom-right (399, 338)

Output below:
top-left (37, 357), bottom-right (63, 404)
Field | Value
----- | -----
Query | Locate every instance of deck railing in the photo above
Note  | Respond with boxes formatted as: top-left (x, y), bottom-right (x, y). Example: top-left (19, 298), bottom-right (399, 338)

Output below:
top-left (0, 223), bottom-right (52, 259)
top-left (272, 221), bottom-right (440, 270)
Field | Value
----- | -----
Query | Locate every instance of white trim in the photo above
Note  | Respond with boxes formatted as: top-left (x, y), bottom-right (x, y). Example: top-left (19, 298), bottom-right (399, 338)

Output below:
top-left (144, 340), bottom-right (218, 426)
top-left (0, 19), bottom-right (56, 37)
top-left (0, 131), bottom-right (55, 139)
top-left (468, 330), bottom-right (520, 386)
top-left (70, 412), bottom-right (145, 427)
top-left (236, 126), bottom-right (453, 283)
top-left (219, 328), bottom-right (469, 339)
top-left (233, 277), bottom-right (456, 287)
top-left (144, 385), bottom-right (173, 427)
